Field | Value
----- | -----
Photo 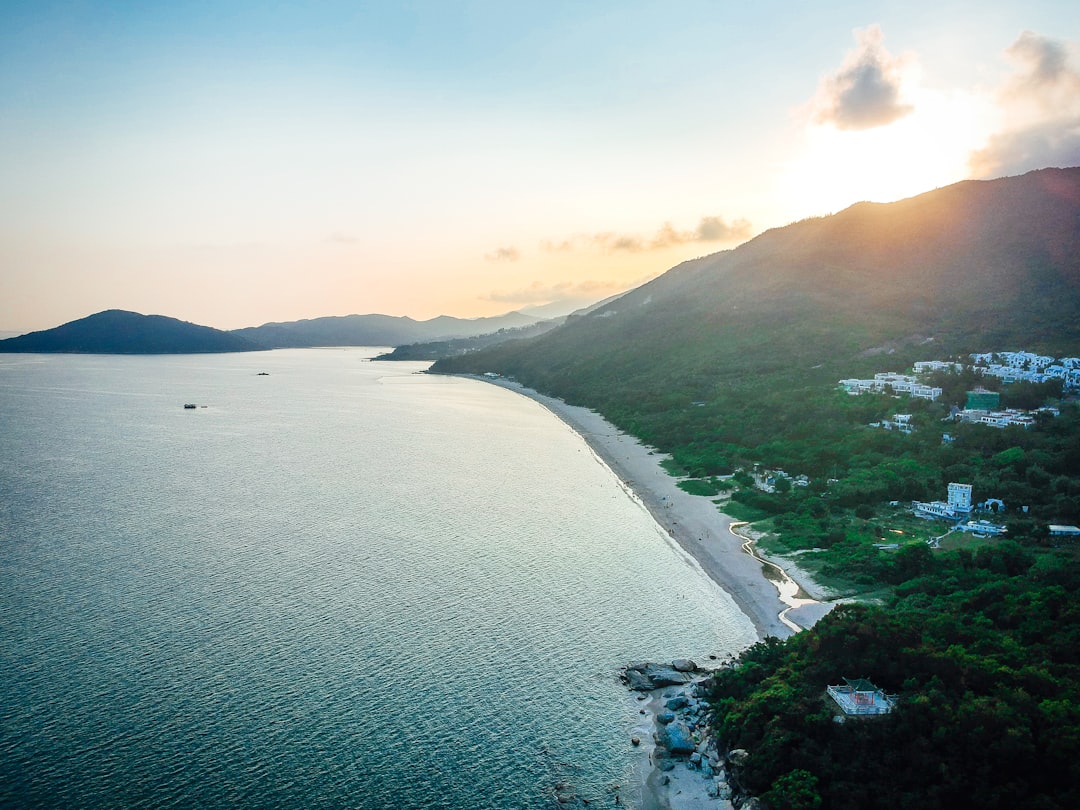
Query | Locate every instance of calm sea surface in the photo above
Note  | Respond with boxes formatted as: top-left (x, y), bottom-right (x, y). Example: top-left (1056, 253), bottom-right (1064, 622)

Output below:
top-left (0, 349), bottom-right (755, 809)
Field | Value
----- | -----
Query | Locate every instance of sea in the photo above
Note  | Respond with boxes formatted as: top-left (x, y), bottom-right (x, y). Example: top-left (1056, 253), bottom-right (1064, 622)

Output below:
top-left (0, 348), bottom-right (756, 809)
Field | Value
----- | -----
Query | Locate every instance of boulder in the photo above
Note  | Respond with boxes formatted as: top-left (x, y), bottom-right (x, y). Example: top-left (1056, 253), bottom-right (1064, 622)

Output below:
top-left (665, 696), bottom-right (689, 711)
top-left (625, 670), bottom-right (654, 691)
top-left (662, 722), bottom-right (696, 755)
top-left (657, 711), bottom-right (676, 725)
top-left (672, 659), bottom-right (698, 672)
top-left (727, 749), bottom-right (750, 768)
top-left (646, 666), bottom-right (695, 687)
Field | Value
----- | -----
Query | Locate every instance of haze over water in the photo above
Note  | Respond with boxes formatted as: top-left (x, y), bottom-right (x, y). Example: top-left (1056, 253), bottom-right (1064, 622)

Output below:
top-left (0, 349), bottom-right (754, 809)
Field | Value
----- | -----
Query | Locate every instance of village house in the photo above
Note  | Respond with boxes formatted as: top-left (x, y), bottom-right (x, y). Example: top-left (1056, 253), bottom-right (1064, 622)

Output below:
top-left (827, 678), bottom-right (897, 716)
top-left (839, 373), bottom-right (941, 400)
top-left (959, 520), bottom-right (1008, 537)
top-left (913, 482), bottom-right (973, 520)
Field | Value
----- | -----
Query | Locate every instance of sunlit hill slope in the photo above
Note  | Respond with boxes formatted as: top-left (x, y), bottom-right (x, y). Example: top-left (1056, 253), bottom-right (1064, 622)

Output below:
top-left (432, 167), bottom-right (1080, 458)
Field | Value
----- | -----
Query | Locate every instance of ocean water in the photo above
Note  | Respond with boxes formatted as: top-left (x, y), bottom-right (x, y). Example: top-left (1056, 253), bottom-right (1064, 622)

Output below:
top-left (0, 349), bottom-right (755, 809)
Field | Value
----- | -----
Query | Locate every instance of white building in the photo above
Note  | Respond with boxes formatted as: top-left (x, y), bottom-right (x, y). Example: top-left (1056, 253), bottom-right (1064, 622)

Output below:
top-left (960, 520), bottom-right (1007, 536)
top-left (913, 483), bottom-right (973, 520)
top-left (839, 374), bottom-right (941, 400)
top-left (948, 483), bottom-right (973, 512)
top-left (913, 361), bottom-right (963, 373)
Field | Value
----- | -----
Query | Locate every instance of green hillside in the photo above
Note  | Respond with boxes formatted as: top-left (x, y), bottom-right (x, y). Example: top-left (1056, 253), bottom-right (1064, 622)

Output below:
top-left (435, 168), bottom-right (1080, 809)
top-left (434, 168), bottom-right (1080, 475)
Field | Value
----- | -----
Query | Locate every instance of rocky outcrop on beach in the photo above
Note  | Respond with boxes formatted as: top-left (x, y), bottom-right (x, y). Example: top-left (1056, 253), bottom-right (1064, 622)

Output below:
top-left (622, 660), bottom-right (701, 691)
top-left (625, 662), bottom-right (765, 809)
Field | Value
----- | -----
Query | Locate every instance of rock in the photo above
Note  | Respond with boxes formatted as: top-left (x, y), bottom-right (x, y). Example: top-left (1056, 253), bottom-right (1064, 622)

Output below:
top-left (718, 784), bottom-right (732, 800)
top-left (665, 696), bottom-right (689, 711)
top-left (631, 736), bottom-right (641, 746)
top-left (662, 722), bottom-right (696, 755)
top-left (727, 748), bottom-right (750, 768)
top-left (625, 670), bottom-right (654, 691)
top-left (660, 774), bottom-right (671, 786)
top-left (702, 763), bottom-right (714, 777)
top-left (642, 665), bottom-right (695, 687)
top-left (740, 799), bottom-right (762, 810)
top-left (657, 711), bottom-right (676, 725)
top-left (672, 659), bottom-right (698, 672)
top-left (707, 782), bottom-right (720, 798)
top-left (659, 759), bottom-right (676, 772)
top-left (690, 752), bottom-right (702, 764)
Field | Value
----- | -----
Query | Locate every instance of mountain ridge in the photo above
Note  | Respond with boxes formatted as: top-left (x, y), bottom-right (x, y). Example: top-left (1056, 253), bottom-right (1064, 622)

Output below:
top-left (431, 167), bottom-right (1080, 453)
top-left (0, 310), bottom-right (264, 354)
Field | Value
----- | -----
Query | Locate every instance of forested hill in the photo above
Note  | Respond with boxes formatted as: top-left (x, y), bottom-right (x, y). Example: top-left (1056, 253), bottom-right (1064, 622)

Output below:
top-left (229, 310), bottom-right (543, 348)
top-left (432, 168), bottom-right (1080, 455)
top-left (0, 310), bottom-right (263, 354)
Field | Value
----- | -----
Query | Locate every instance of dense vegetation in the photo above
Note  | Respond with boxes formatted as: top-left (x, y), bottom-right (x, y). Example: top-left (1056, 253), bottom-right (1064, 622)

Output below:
top-left (708, 542), bottom-right (1080, 809)
top-left (431, 169), bottom-right (1080, 806)
top-left (374, 319), bottom-right (561, 360)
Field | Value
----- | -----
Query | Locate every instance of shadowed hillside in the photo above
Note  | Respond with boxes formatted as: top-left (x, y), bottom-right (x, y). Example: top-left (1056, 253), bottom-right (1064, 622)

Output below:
top-left (230, 311), bottom-right (542, 348)
top-left (0, 310), bottom-right (264, 354)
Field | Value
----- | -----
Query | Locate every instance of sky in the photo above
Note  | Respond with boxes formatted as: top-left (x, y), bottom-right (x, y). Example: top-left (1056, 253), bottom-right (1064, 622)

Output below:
top-left (2, 1), bottom-right (1079, 332)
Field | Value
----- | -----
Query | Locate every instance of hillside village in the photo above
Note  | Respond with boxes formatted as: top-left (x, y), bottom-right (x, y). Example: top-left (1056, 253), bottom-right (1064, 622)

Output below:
top-left (840, 349), bottom-right (1079, 430)
top-left (732, 350), bottom-right (1080, 543)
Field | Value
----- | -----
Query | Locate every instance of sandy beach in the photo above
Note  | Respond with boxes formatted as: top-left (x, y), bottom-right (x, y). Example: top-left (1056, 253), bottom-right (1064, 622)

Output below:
top-left (473, 376), bottom-right (830, 640)
top-left (467, 376), bottom-right (838, 810)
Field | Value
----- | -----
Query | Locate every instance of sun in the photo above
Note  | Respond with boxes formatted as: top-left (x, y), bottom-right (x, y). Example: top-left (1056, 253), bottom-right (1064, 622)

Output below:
top-left (781, 87), bottom-right (998, 218)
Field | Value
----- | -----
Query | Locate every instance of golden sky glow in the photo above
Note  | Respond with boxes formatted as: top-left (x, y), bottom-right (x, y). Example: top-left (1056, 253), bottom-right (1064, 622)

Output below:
top-left (1, 3), bottom-right (1078, 332)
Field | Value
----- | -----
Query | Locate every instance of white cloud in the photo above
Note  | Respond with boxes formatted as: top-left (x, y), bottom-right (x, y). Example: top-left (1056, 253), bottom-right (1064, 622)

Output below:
top-left (484, 246), bottom-right (521, 262)
top-left (812, 25), bottom-right (913, 131)
top-left (970, 31), bottom-right (1080, 177)
top-left (541, 216), bottom-right (751, 255)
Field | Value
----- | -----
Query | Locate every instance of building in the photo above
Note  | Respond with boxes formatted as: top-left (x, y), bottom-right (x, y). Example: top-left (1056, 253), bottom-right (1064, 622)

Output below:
top-left (960, 520), bottom-right (1007, 536)
top-left (838, 373), bottom-right (941, 401)
top-left (827, 678), bottom-right (897, 716)
top-left (966, 388), bottom-right (1000, 411)
top-left (1049, 525), bottom-right (1080, 538)
top-left (913, 360), bottom-right (963, 373)
top-left (913, 482), bottom-right (973, 520)
top-left (948, 483), bottom-right (972, 512)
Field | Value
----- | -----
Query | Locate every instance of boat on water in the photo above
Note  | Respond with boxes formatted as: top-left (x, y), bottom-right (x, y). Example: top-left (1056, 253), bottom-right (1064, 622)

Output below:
top-left (183, 403), bottom-right (197, 409)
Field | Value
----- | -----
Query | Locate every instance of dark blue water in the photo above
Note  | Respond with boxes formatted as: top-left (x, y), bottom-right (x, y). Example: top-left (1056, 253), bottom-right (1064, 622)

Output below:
top-left (0, 350), bottom-right (754, 808)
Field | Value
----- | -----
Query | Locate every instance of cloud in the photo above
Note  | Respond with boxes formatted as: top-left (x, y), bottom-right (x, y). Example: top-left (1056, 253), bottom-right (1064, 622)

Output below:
top-left (484, 246), bottom-right (520, 262)
top-left (969, 31), bottom-right (1080, 177)
top-left (484, 279), bottom-right (629, 305)
top-left (812, 25), bottom-right (913, 131)
top-left (542, 216), bottom-right (751, 255)
top-left (326, 232), bottom-right (359, 244)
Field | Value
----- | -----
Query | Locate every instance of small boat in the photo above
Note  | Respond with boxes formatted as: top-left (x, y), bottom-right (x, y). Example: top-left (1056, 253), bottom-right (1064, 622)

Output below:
top-left (183, 403), bottom-right (197, 409)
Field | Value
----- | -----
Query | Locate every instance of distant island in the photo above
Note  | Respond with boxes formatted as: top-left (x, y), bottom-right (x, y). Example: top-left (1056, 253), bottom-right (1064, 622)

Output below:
top-left (0, 306), bottom-right (573, 356)
top-left (0, 310), bottom-right (264, 354)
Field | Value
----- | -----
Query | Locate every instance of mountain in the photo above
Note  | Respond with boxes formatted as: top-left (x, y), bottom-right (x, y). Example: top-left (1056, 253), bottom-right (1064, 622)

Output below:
top-left (375, 293), bottom-right (628, 362)
top-left (432, 168), bottom-right (1080, 457)
top-left (0, 310), bottom-right (264, 354)
top-left (230, 311), bottom-right (543, 348)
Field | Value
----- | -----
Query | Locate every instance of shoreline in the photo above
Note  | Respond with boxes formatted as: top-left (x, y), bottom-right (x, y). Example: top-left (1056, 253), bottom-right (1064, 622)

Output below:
top-left (457, 374), bottom-right (836, 810)
top-left (468, 375), bottom-right (832, 640)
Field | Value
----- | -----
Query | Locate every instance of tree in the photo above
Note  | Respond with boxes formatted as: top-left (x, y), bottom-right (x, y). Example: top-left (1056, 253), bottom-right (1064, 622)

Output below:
top-left (762, 769), bottom-right (822, 810)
